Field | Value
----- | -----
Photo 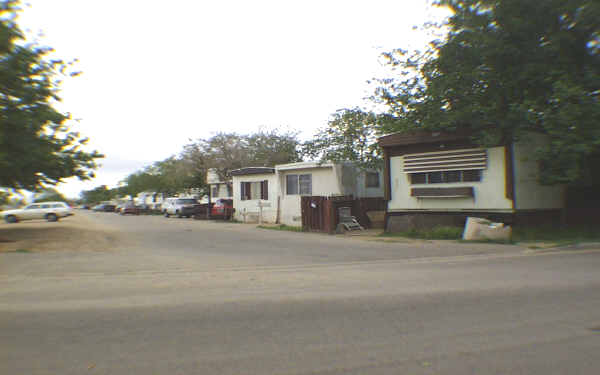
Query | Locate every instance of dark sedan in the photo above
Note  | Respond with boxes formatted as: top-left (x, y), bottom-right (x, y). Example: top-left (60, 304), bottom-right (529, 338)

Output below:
top-left (119, 203), bottom-right (139, 215)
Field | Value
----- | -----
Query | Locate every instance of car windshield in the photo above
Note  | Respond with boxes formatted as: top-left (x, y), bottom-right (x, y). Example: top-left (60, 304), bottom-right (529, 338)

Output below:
top-left (176, 199), bottom-right (197, 204)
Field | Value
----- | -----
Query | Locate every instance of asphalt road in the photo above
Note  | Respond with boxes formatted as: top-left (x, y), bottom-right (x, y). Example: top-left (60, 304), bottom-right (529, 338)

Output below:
top-left (2, 212), bottom-right (600, 374)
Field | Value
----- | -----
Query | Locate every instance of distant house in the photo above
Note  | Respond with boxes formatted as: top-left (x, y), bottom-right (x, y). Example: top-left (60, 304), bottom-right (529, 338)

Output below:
top-left (228, 162), bottom-right (383, 225)
top-left (231, 162), bottom-right (383, 226)
top-left (275, 162), bottom-right (382, 225)
top-left (135, 192), bottom-right (164, 209)
top-left (378, 131), bottom-right (565, 231)
top-left (207, 168), bottom-right (232, 200)
top-left (231, 167), bottom-right (278, 223)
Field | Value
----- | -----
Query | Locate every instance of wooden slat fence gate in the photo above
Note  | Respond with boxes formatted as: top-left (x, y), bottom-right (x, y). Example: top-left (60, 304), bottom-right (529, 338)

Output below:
top-left (301, 196), bottom-right (386, 233)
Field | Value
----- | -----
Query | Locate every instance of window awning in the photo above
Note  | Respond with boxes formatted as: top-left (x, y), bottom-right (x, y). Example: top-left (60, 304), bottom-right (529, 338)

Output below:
top-left (403, 148), bottom-right (487, 173)
top-left (411, 187), bottom-right (474, 198)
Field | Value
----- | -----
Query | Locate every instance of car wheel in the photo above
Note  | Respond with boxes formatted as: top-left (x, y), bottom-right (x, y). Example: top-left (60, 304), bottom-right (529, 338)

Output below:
top-left (5, 215), bottom-right (18, 224)
top-left (176, 210), bottom-right (182, 218)
top-left (46, 213), bottom-right (58, 222)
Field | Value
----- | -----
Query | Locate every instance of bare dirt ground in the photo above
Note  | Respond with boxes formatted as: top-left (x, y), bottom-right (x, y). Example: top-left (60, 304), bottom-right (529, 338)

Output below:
top-left (0, 213), bottom-right (124, 253)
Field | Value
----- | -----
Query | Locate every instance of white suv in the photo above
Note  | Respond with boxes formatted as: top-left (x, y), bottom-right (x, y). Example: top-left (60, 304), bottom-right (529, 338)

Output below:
top-left (2, 202), bottom-right (73, 223)
top-left (162, 197), bottom-right (200, 218)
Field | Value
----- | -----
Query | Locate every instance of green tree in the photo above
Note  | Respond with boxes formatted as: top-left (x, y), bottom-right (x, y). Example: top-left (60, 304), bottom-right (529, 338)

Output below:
top-left (118, 155), bottom-right (207, 198)
top-left (302, 108), bottom-right (382, 168)
top-left (80, 185), bottom-right (116, 204)
top-left (246, 128), bottom-right (302, 167)
top-left (119, 170), bottom-right (164, 197)
top-left (0, 1), bottom-right (102, 191)
top-left (32, 187), bottom-right (67, 203)
top-left (375, 0), bottom-right (600, 185)
top-left (183, 129), bottom-right (301, 181)
top-left (151, 156), bottom-right (204, 196)
top-left (115, 129), bottom-right (300, 197)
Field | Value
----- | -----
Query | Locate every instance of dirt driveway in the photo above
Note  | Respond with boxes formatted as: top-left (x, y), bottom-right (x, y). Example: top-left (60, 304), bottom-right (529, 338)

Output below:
top-left (0, 212), bottom-right (123, 253)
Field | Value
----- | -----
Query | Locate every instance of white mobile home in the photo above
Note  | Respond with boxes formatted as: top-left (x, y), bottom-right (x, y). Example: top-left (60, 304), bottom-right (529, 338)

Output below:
top-left (378, 131), bottom-right (565, 231)
top-left (230, 163), bottom-right (384, 226)
top-left (207, 168), bottom-right (232, 200)
top-left (275, 162), bottom-right (384, 226)
top-left (231, 167), bottom-right (278, 223)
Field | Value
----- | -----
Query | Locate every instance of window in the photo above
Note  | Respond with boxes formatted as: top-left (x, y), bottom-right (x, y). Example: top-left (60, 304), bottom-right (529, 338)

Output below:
top-left (250, 182), bottom-right (261, 200)
top-left (428, 172), bottom-right (443, 184)
top-left (211, 185), bottom-right (219, 198)
top-left (444, 170), bottom-right (461, 183)
top-left (365, 172), bottom-right (380, 188)
top-left (260, 180), bottom-right (268, 200)
top-left (299, 174), bottom-right (311, 195)
top-left (410, 173), bottom-right (426, 184)
top-left (240, 180), bottom-right (268, 200)
top-left (410, 170), bottom-right (481, 184)
top-left (241, 182), bottom-right (250, 200)
top-left (462, 170), bottom-right (481, 182)
top-left (286, 175), bottom-right (298, 195)
top-left (286, 174), bottom-right (311, 195)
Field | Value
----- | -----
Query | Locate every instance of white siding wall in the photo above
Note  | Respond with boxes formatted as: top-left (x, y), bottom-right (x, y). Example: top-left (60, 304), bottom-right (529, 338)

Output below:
top-left (278, 167), bottom-right (342, 226)
top-left (388, 146), bottom-right (513, 212)
top-left (513, 140), bottom-right (565, 209)
top-left (354, 170), bottom-right (385, 198)
top-left (210, 183), bottom-right (231, 199)
top-left (232, 174), bottom-right (279, 223)
top-left (206, 169), bottom-right (221, 184)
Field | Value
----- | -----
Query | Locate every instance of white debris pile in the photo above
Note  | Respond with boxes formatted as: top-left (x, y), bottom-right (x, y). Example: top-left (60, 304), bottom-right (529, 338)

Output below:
top-left (463, 217), bottom-right (512, 241)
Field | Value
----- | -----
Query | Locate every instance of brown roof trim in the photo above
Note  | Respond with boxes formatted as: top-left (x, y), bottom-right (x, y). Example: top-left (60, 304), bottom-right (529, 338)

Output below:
top-left (230, 167), bottom-right (275, 176)
top-left (378, 130), bottom-right (472, 148)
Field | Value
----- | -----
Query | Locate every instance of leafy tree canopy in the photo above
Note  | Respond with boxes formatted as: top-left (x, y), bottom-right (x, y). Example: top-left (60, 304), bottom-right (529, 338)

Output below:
top-left (375, 0), bottom-right (600, 185)
top-left (0, 0), bottom-right (102, 191)
top-left (183, 128), bottom-right (301, 181)
top-left (302, 108), bottom-right (383, 169)
top-left (32, 187), bottom-right (67, 203)
top-left (80, 185), bottom-right (117, 204)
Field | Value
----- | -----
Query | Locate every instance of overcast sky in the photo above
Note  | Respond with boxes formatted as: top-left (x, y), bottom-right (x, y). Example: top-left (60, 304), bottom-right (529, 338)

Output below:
top-left (18, 0), bottom-right (449, 198)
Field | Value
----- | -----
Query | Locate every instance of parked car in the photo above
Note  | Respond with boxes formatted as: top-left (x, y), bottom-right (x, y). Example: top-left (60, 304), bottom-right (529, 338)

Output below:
top-left (92, 203), bottom-right (116, 212)
top-left (162, 198), bottom-right (201, 218)
top-left (136, 204), bottom-right (151, 214)
top-left (115, 201), bottom-right (135, 214)
top-left (120, 202), bottom-right (140, 215)
top-left (2, 201), bottom-right (73, 223)
top-left (211, 198), bottom-right (233, 219)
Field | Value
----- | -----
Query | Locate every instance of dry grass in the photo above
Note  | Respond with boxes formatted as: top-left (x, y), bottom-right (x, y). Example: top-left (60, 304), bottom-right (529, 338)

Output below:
top-left (0, 215), bottom-right (122, 253)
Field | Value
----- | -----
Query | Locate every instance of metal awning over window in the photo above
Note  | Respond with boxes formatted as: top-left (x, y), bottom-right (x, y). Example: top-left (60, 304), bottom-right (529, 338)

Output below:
top-left (403, 148), bottom-right (487, 173)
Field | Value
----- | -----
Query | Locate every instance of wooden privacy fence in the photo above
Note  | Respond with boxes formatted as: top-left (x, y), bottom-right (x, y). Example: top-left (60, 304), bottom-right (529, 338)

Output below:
top-left (301, 196), bottom-right (386, 233)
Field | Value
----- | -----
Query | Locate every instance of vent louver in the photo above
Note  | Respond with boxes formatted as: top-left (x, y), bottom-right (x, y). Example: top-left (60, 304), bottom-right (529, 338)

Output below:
top-left (403, 148), bottom-right (487, 173)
